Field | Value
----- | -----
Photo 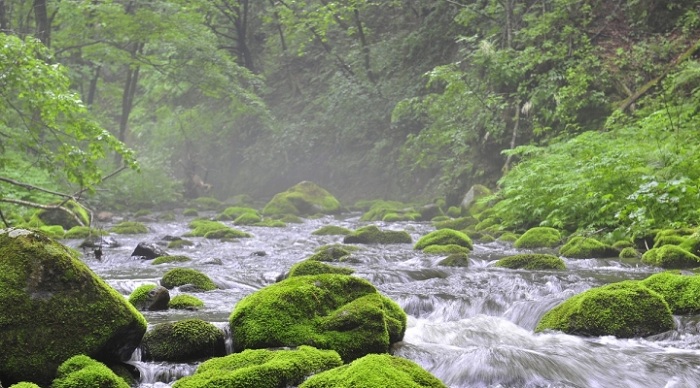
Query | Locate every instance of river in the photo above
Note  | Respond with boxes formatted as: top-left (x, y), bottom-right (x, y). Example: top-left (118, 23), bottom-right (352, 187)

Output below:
top-left (66, 212), bottom-right (700, 388)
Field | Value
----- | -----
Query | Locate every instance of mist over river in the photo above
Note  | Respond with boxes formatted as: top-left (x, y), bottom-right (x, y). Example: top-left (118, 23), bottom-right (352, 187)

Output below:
top-left (66, 213), bottom-right (700, 388)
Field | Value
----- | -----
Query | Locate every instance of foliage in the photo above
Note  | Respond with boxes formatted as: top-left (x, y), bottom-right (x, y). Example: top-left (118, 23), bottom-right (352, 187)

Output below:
top-left (52, 355), bottom-right (129, 388)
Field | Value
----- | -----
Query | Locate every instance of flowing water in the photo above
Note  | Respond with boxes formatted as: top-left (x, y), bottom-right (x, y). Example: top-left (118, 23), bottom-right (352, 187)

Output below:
top-left (67, 213), bottom-right (700, 388)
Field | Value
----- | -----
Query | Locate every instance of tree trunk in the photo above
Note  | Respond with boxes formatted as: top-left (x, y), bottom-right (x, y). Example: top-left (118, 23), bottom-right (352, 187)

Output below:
top-left (235, 0), bottom-right (255, 72)
top-left (353, 8), bottom-right (376, 83)
top-left (33, 0), bottom-right (50, 46)
top-left (87, 65), bottom-right (101, 106)
top-left (115, 43), bottom-right (143, 164)
top-left (0, 0), bottom-right (8, 33)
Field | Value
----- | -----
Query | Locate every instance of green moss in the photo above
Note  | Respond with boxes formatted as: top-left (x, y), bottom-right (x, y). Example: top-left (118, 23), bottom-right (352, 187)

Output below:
top-left (110, 221), bottom-right (148, 235)
top-left (0, 229), bottom-right (147, 385)
top-left (254, 219), bottom-right (287, 227)
top-left (312, 225), bottom-right (353, 236)
top-left (182, 208), bottom-right (199, 217)
top-left (414, 229), bottom-right (473, 251)
top-left (343, 225), bottom-right (412, 244)
top-left (234, 212), bottom-right (262, 225)
top-left (514, 227), bottom-right (562, 249)
top-left (446, 206), bottom-right (462, 218)
top-left (37, 225), bottom-right (65, 239)
top-left (36, 200), bottom-right (91, 230)
top-left (168, 294), bottom-right (205, 310)
top-left (497, 232), bottom-right (519, 243)
top-left (619, 247), bottom-right (641, 259)
top-left (134, 209), bottom-right (151, 217)
top-left (358, 200), bottom-right (410, 222)
top-left (142, 319), bottom-right (225, 362)
top-left (229, 274), bottom-right (407, 362)
top-left (185, 219), bottom-right (251, 239)
top-left (152, 255), bottom-right (192, 265)
top-left (128, 284), bottom-right (169, 311)
top-left (9, 383), bottom-right (42, 388)
top-left (299, 354), bottom-right (447, 388)
top-left (473, 217), bottom-right (499, 232)
top-left (161, 268), bottom-right (218, 291)
top-left (437, 253), bottom-right (469, 267)
top-left (309, 245), bottom-right (357, 262)
top-left (495, 254), bottom-right (565, 270)
top-left (433, 216), bottom-right (477, 231)
top-left (191, 196), bottom-right (224, 211)
top-left (431, 215), bottom-right (451, 222)
top-left (262, 181), bottom-right (341, 217)
top-left (288, 260), bottom-right (354, 277)
top-left (653, 235), bottom-right (687, 248)
top-left (204, 228), bottom-right (251, 239)
top-left (641, 245), bottom-right (700, 268)
top-left (422, 244), bottom-right (471, 255)
top-left (159, 212), bottom-right (176, 221)
top-left (216, 206), bottom-right (259, 221)
top-left (167, 239), bottom-right (194, 249)
top-left (559, 236), bottom-right (618, 258)
top-left (612, 240), bottom-right (634, 250)
top-left (279, 214), bottom-right (303, 223)
top-left (52, 355), bottom-right (129, 388)
top-left (641, 272), bottom-right (700, 314)
top-left (128, 284), bottom-right (157, 306)
top-left (63, 226), bottom-right (106, 239)
top-left (172, 346), bottom-right (343, 388)
top-left (535, 281), bottom-right (673, 338)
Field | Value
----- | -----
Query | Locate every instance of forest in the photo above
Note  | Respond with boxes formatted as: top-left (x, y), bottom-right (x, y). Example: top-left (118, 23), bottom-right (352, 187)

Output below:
top-left (1, 0), bottom-right (700, 239)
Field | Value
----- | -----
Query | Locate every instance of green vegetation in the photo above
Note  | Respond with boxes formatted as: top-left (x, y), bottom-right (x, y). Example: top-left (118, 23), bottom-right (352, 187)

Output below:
top-left (433, 216), bottom-right (478, 231)
top-left (422, 244), bottom-right (471, 255)
top-left (167, 239), bottom-right (194, 249)
top-left (641, 272), bottom-right (700, 314)
top-left (438, 253), bottom-right (469, 267)
top-left (262, 181), bottom-right (341, 217)
top-left (160, 268), bottom-right (218, 291)
top-left (229, 274), bottom-right (406, 362)
top-left (559, 237), bottom-right (619, 258)
top-left (128, 284), bottom-right (169, 311)
top-left (168, 295), bottom-right (205, 310)
top-left (641, 245), bottom-right (700, 269)
top-left (52, 355), bottom-right (129, 388)
top-left (414, 229), bottom-right (473, 251)
top-left (495, 254), bottom-right (566, 270)
top-left (173, 346), bottom-right (343, 388)
top-left (343, 225), bottom-right (412, 245)
top-left (110, 221), bottom-right (149, 235)
top-left (309, 245), bottom-right (357, 262)
top-left (513, 227), bottom-right (562, 249)
top-left (299, 354), bottom-right (447, 388)
top-left (535, 281), bottom-right (673, 338)
top-left (312, 225), bottom-right (353, 236)
top-left (216, 206), bottom-right (259, 221)
top-left (185, 219), bottom-right (251, 239)
top-left (141, 319), bottom-right (225, 362)
top-left (152, 255), bottom-right (193, 265)
top-left (288, 260), bottom-right (354, 278)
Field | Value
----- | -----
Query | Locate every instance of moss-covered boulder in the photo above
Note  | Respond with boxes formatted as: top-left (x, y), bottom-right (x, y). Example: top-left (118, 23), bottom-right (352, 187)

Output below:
top-left (513, 227), bottom-right (561, 249)
top-left (161, 268), bottom-right (218, 291)
top-left (9, 383), bottom-right (41, 388)
top-left (128, 284), bottom-right (170, 311)
top-left (495, 254), bottom-right (566, 270)
top-left (559, 236), bottom-right (618, 258)
top-left (619, 247), bottom-right (641, 259)
top-left (287, 260), bottom-right (354, 278)
top-left (299, 353), bottom-right (447, 388)
top-left (641, 272), bottom-right (700, 314)
top-left (414, 229), bottom-right (473, 251)
top-left (52, 355), bottom-right (129, 388)
top-left (343, 225), bottom-right (412, 245)
top-left (262, 181), bottom-right (341, 217)
top-left (172, 346), bottom-right (343, 388)
top-left (358, 200), bottom-right (411, 222)
top-left (535, 281), bottom-right (673, 338)
top-left (422, 244), bottom-right (471, 255)
top-left (215, 206), bottom-right (259, 221)
top-left (63, 226), bottom-right (106, 239)
top-left (229, 274), bottom-right (407, 362)
top-left (109, 221), bottom-right (148, 235)
top-left (168, 294), bottom-right (204, 310)
top-left (0, 229), bottom-right (146, 386)
top-left (432, 216), bottom-right (478, 231)
top-left (437, 252), bottom-right (469, 267)
top-left (185, 219), bottom-right (251, 239)
top-left (233, 212), bottom-right (262, 225)
top-left (191, 196), bottom-right (224, 211)
top-left (312, 225), bottom-right (353, 236)
top-left (641, 245), bottom-right (700, 269)
top-left (166, 239), bottom-right (194, 249)
top-left (36, 200), bottom-right (91, 230)
top-left (497, 232), bottom-right (519, 243)
top-left (309, 245), bottom-right (357, 262)
top-left (141, 318), bottom-right (225, 362)
top-left (151, 255), bottom-right (192, 265)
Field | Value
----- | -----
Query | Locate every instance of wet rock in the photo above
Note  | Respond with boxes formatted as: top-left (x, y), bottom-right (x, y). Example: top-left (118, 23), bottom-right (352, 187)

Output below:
top-left (131, 242), bottom-right (167, 260)
top-left (141, 319), bottom-right (225, 362)
top-left (514, 227), bottom-right (562, 249)
top-left (343, 225), bottom-right (412, 244)
top-left (494, 253), bottom-right (565, 270)
top-left (414, 229), bottom-right (473, 251)
top-left (128, 284), bottom-right (170, 311)
top-left (262, 181), bottom-right (341, 217)
top-left (559, 236), bottom-right (618, 258)
top-left (161, 268), bottom-right (217, 291)
top-left (53, 355), bottom-right (129, 388)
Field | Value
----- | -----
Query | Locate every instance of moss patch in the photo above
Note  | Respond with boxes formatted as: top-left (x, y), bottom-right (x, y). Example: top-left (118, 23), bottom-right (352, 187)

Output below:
top-left (0, 229), bottom-right (147, 386)
top-left (642, 245), bottom-right (700, 269)
top-left (432, 216), bottom-right (477, 231)
top-left (63, 226), bottom-right (106, 239)
top-left (52, 355), bottom-right (129, 388)
top-left (168, 294), bottom-right (204, 310)
top-left (299, 353), bottom-right (447, 388)
top-left (185, 219), bottom-right (251, 239)
top-left (161, 268), bottom-right (217, 291)
top-left (167, 239), bottom-right (194, 249)
top-left (110, 221), bottom-right (148, 235)
top-left (535, 281), bottom-right (673, 338)
top-left (142, 318), bottom-right (225, 362)
top-left (438, 253), bottom-right (469, 267)
top-left (495, 254), bottom-right (565, 270)
top-left (422, 244), bottom-right (471, 255)
top-left (172, 346), bottom-right (343, 388)
top-left (216, 206), bottom-right (259, 221)
top-left (152, 255), bottom-right (192, 265)
top-left (641, 272), bottom-right (700, 314)
top-left (229, 274), bottom-right (407, 362)
top-left (514, 227), bottom-right (561, 249)
top-left (343, 225), bottom-right (412, 245)
top-left (559, 236), bottom-right (618, 258)
top-left (414, 229), bottom-right (473, 251)
top-left (262, 181), bottom-right (341, 217)
top-left (619, 247), bottom-right (641, 259)
top-left (288, 260), bottom-right (354, 277)
top-left (312, 225), bottom-right (353, 236)
top-left (128, 284), bottom-right (170, 311)
top-left (309, 245), bottom-right (357, 262)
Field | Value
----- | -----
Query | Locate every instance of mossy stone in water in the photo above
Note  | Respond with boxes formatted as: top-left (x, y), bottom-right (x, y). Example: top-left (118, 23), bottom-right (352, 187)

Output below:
top-left (559, 236), bottom-right (618, 258)
top-left (299, 353), bottom-right (447, 388)
top-left (36, 200), bottom-right (90, 230)
top-left (172, 346), bottom-right (343, 388)
top-left (229, 274), bottom-right (407, 362)
top-left (641, 272), bottom-right (700, 314)
top-left (438, 252), bottom-right (469, 267)
top-left (309, 245), bottom-right (357, 262)
top-left (0, 229), bottom-right (146, 386)
top-left (422, 244), bottom-right (470, 255)
top-left (168, 294), bottom-right (204, 310)
top-left (234, 212), bottom-right (262, 225)
top-left (128, 284), bottom-right (170, 311)
top-left (641, 245), bottom-right (700, 269)
top-left (619, 247), bottom-right (641, 259)
top-left (185, 219), bottom-right (250, 239)
top-left (514, 227), bottom-right (561, 249)
top-left (414, 229), bottom-right (473, 251)
top-left (63, 226), bottom-right (106, 239)
top-left (216, 206), bottom-right (259, 221)
top-left (152, 255), bottom-right (192, 265)
top-left (498, 232), bottom-right (519, 243)
top-left (312, 225), bottom-right (353, 236)
top-left (343, 225), bottom-right (412, 244)
top-left (495, 254), bottom-right (565, 270)
top-left (288, 260), bottom-right (354, 278)
top-left (141, 318), bottom-right (226, 362)
top-left (52, 355), bottom-right (129, 388)
top-left (110, 221), bottom-right (148, 234)
top-left (262, 181), bottom-right (341, 217)
top-left (161, 268), bottom-right (217, 291)
top-left (535, 281), bottom-right (673, 338)
top-left (432, 216), bottom-right (477, 231)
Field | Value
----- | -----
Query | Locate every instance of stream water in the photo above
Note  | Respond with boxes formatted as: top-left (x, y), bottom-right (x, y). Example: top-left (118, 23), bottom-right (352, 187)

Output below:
top-left (66, 213), bottom-right (700, 388)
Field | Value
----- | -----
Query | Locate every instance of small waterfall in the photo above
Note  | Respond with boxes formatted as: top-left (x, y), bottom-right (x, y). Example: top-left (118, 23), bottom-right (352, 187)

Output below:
top-left (126, 347), bottom-right (198, 386)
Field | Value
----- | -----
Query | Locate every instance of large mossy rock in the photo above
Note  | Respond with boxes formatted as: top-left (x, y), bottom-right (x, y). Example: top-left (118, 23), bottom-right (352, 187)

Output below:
top-left (513, 227), bottom-right (561, 249)
top-left (229, 274), bottom-right (407, 362)
top-left (172, 346), bottom-right (343, 388)
top-left (0, 229), bottom-right (147, 386)
top-left (641, 245), bottom-right (700, 268)
top-left (559, 236), bottom-right (618, 258)
top-left (299, 353), bottom-right (447, 388)
top-left (161, 268), bottom-right (218, 291)
top-left (343, 225), bottom-right (412, 245)
top-left (262, 181), bottom-right (341, 217)
top-left (287, 260), bottom-right (354, 278)
top-left (495, 254), bottom-right (566, 270)
top-left (641, 272), bottom-right (700, 314)
top-left (535, 281), bottom-right (673, 338)
top-left (414, 229), bottom-right (473, 251)
top-left (141, 318), bottom-right (226, 362)
top-left (52, 355), bottom-right (129, 388)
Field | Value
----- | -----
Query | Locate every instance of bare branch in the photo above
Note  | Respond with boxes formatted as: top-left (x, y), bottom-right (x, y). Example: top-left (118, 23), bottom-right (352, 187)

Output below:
top-left (0, 176), bottom-right (76, 199)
